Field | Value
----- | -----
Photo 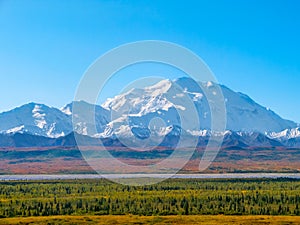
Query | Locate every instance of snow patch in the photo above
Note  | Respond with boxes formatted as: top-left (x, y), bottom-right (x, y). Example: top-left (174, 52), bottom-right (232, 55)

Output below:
top-left (6, 125), bottom-right (25, 134)
top-left (32, 105), bottom-right (47, 129)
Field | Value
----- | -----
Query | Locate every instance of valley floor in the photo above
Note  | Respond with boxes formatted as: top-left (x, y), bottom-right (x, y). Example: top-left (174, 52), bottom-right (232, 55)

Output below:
top-left (1, 147), bottom-right (300, 174)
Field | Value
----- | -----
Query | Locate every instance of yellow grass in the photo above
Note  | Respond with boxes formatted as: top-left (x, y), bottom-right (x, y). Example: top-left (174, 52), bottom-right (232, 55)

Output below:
top-left (1, 215), bottom-right (300, 225)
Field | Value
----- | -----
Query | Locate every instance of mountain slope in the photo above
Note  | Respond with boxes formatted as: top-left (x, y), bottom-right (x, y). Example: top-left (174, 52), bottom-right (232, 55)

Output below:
top-left (61, 101), bottom-right (111, 136)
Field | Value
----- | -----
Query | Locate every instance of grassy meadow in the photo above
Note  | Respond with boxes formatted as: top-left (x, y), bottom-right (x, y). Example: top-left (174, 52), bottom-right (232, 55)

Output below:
top-left (1, 215), bottom-right (300, 225)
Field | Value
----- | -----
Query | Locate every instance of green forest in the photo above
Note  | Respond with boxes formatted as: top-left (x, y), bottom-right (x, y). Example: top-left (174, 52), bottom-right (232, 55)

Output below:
top-left (0, 178), bottom-right (300, 218)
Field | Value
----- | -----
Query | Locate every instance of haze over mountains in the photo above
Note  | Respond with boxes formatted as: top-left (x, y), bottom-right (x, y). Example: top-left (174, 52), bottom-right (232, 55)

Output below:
top-left (0, 77), bottom-right (299, 148)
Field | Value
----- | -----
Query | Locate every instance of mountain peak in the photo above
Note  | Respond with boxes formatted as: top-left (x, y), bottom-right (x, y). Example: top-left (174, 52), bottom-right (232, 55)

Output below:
top-left (15, 102), bottom-right (48, 111)
top-left (145, 79), bottom-right (172, 92)
top-left (173, 77), bottom-right (202, 92)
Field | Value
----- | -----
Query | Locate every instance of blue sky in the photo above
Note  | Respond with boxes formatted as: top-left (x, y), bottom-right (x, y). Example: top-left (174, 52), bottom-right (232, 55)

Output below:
top-left (0, 0), bottom-right (299, 122)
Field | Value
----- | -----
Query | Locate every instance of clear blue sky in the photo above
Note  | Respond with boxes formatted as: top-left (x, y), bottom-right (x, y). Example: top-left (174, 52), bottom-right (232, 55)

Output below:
top-left (0, 0), bottom-right (299, 123)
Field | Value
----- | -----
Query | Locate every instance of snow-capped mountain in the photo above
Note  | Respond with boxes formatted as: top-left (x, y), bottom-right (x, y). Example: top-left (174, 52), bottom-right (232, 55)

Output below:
top-left (101, 77), bottom-right (296, 137)
top-left (267, 127), bottom-right (300, 140)
top-left (0, 77), bottom-right (298, 148)
top-left (0, 101), bottom-right (111, 139)
top-left (266, 127), bottom-right (300, 147)
top-left (0, 103), bottom-right (72, 138)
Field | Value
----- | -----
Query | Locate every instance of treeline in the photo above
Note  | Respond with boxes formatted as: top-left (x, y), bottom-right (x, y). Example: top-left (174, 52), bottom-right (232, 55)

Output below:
top-left (0, 178), bottom-right (300, 217)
